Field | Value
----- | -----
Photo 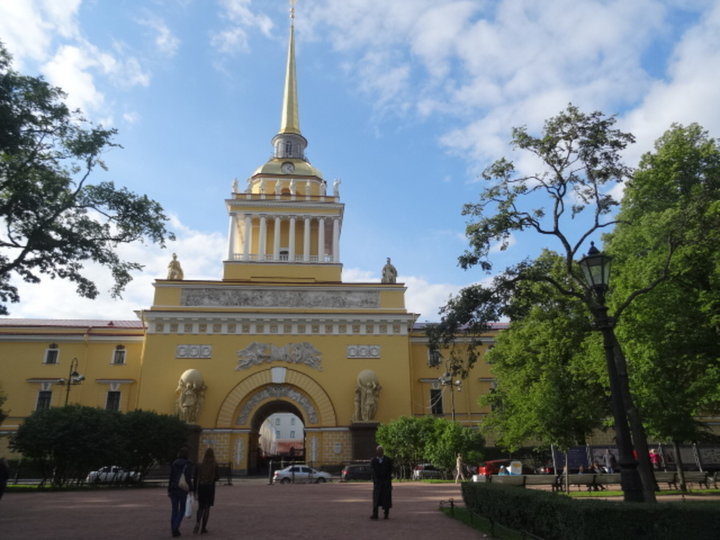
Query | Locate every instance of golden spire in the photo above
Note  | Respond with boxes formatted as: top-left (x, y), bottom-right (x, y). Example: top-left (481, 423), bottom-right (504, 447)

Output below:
top-left (279, 0), bottom-right (300, 135)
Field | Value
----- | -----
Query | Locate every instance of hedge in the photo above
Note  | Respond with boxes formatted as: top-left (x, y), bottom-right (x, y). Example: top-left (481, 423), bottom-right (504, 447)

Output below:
top-left (461, 482), bottom-right (720, 540)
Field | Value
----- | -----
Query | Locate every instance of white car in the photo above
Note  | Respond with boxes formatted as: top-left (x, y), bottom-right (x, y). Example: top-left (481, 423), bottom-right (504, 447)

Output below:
top-left (86, 465), bottom-right (141, 483)
top-left (273, 465), bottom-right (332, 484)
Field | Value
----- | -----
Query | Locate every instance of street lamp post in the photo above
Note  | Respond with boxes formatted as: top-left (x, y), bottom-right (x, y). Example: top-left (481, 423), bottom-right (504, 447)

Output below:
top-left (579, 243), bottom-right (644, 503)
top-left (439, 372), bottom-right (462, 422)
top-left (62, 357), bottom-right (85, 406)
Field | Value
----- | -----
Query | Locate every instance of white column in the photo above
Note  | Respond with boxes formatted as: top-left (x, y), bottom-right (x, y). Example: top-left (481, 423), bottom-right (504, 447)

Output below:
top-left (318, 217), bottom-right (325, 262)
top-left (227, 215), bottom-right (236, 260)
top-left (332, 218), bottom-right (340, 262)
top-left (303, 217), bottom-right (311, 262)
top-left (289, 217), bottom-right (296, 261)
top-left (243, 214), bottom-right (252, 260)
top-left (259, 216), bottom-right (267, 261)
top-left (273, 216), bottom-right (281, 261)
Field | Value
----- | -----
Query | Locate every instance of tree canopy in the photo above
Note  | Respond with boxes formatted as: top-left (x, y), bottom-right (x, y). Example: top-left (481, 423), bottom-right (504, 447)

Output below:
top-left (375, 415), bottom-right (484, 477)
top-left (0, 42), bottom-right (173, 314)
top-left (10, 405), bottom-right (189, 486)
top-left (479, 252), bottom-right (609, 451)
top-left (606, 124), bottom-right (720, 445)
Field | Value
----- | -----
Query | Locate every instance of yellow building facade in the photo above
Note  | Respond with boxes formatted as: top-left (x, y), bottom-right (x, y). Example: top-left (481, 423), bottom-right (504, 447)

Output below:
top-left (0, 22), bottom-right (501, 472)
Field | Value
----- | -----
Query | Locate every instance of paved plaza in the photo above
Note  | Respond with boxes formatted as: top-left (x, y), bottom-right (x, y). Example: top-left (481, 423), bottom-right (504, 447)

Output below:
top-left (0, 479), bottom-right (484, 539)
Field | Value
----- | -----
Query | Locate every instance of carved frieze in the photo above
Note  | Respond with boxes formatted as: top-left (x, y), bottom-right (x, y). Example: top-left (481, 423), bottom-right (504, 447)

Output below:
top-left (236, 342), bottom-right (322, 370)
top-left (236, 385), bottom-right (318, 424)
top-left (346, 345), bottom-right (381, 359)
top-left (181, 288), bottom-right (380, 308)
top-left (176, 345), bottom-right (212, 358)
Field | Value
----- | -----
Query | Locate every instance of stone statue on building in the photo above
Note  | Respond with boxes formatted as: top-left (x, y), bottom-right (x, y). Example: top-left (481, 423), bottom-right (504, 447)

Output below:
top-left (232, 178), bottom-right (239, 193)
top-left (333, 178), bottom-right (341, 197)
top-left (246, 177), bottom-right (252, 192)
top-left (289, 178), bottom-right (297, 195)
top-left (176, 369), bottom-right (206, 423)
top-left (353, 369), bottom-right (381, 422)
top-left (381, 257), bottom-right (397, 284)
top-left (167, 253), bottom-right (184, 280)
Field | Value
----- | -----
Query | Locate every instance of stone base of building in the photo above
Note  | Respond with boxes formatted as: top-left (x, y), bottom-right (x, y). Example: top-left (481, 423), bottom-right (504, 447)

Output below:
top-left (350, 422), bottom-right (379, 460)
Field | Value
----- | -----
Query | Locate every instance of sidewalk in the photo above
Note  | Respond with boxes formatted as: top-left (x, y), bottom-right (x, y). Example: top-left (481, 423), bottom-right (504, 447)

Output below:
top-left (0, 479), bottom-right (484, 539)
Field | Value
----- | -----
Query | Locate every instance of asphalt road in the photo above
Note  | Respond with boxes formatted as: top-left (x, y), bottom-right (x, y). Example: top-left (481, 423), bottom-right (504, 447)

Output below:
top-left (0, 479), bottom-right (485, 539)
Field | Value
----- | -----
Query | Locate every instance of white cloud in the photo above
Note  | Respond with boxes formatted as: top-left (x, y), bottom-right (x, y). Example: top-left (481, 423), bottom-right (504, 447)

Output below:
top-left (4, 220), bottom-right (225, 320)
top-left (212, 0), bottom-right (274, 54)
top-left (137, 15), bottom-right (180, 57)
top-left (620, 2), bottom-right (720, 165)
top-left (0, 0), bottom-right (81, 66)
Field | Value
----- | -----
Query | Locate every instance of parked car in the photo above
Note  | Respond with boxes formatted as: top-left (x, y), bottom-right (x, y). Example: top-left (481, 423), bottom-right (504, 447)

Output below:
top-left (341, 462), bottom-right (372, 481)
top-left (273, 465), bottom-right (332, 484)
top-left (412, 463), bottom-right (445, 480)
top-left (86, 465), bottom-right (141, 483)
top-left (478, 459), bottom-right (534, 476)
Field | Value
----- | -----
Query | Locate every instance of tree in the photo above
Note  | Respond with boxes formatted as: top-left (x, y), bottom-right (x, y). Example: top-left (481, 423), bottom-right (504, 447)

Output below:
top-left (11, 405), bottom-right (124, 486)
top-left (605, 124), bottom-right (720, 489)
top-left (375, 415), bottom-right (436, 478)
top-left (431, 104), bottom-right (661, 502)
top-left (0, 42), bottom-right (173, 315)
top-left (424, 418), bottom-right (485, 473)
top-left (120, 409), bottom-right (189, 477)
top-left (10, 406), bottom-right (190, 486)
top-left (479, 253), bottom-right (609, 452)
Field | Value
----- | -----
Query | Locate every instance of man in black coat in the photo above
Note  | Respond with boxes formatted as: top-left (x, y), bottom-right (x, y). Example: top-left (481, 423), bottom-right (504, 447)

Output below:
top-left (370, 445), bottom-right (393, 520)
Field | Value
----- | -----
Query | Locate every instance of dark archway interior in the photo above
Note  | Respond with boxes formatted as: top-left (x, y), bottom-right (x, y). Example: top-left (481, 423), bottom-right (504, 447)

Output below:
top-left (249, 400), bottom-right (305, 475)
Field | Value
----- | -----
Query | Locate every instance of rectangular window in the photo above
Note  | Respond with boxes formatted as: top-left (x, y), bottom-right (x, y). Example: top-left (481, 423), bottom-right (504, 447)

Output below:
top-left (112, 347), bottom-right (126, 365)
top-left (106, 391), bottom-right (121, 411)
top-left (36, 390), bottom-right (52, 410)
top-left (276, 430), bottom-right (280, 438)
top-left (44, 348), bottom-right (59, 364)
top-left (430, 389), bottom-right (443, 415)
top-left (290, 430), bottom-right (295, 438)
top-left (290, 417), bottom-right (295, 425)
top-left (275, 417), bottom-right (280, 425)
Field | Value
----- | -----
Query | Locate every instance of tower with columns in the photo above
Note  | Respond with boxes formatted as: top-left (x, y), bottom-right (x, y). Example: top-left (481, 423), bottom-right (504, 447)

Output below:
top-left (224, 21), bottom-right (343, 283)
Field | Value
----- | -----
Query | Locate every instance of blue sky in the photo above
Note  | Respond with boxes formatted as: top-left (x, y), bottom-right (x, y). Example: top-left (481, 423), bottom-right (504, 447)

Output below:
top-left (1, 0), bottom-right (719, 322)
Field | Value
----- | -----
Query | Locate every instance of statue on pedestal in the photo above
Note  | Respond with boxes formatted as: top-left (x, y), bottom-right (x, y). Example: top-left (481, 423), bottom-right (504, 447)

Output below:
top-left (381, 257), bottom-right (397, 284)
top-left (176, 369), bottom-right (206, 423)
top-left (167, 253), bottom-right (184, 280)
top-left (353, 369), bottom-right (381, 422)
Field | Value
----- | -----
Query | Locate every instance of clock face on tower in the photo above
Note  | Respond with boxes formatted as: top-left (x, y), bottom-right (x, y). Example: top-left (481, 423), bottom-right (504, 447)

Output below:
top-left (281, 162), bottom-right (295, 174)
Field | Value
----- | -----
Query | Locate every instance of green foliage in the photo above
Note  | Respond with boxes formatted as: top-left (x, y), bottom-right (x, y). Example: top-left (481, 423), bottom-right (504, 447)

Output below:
top-left (431, 105), bottom-right (635, 377)
top-left (375, 415), bottom-right (484, 476)
top-left (10, 405), bottom-right (189, 486)
top-left (10, 405), bottom-right (123, 486)
top-left (376, 415), bottom-right (436, 476)
top-left (606, 123), bottom-right (720, 443)
top-left (424, 417), bottom-right (485, 471)
top-left (0, 42), bottom-right (174, 315)
top-left (119, 410), bottom-right (189, 477)
top-left (462, 483), bottom-right (720, 540)
top-left (479, 253), bottom-right (609, 451)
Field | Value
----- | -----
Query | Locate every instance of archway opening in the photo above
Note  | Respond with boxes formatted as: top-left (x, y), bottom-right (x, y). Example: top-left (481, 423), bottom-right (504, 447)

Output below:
top-left (249, 401), bottom-right (305, 475)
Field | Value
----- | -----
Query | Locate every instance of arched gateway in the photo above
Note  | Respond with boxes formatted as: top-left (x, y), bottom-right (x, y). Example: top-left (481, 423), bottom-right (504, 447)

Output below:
top-left (211, 368), bottom-right (337, 473)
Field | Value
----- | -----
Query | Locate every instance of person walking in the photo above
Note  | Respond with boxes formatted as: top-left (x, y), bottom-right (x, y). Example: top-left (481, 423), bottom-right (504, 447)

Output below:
top-left (370, 445), bottom-right (393, 520)
top-left (193, 448), bottom-right (220, 535)
top-left (455, 453), bottom-right (466, 483)
top-left (168, 447), bottom-right (194, 538)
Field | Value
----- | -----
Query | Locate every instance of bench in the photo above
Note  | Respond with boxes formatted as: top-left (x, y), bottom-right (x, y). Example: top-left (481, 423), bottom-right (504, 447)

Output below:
top-left (491, 475), bottom-right (526, 487)
top-left (680, 471), bottom-right (709, 489)
top-left (524, 474), bottom-right (561, 491)
top-left (654, 471), bottom-right (678, 489)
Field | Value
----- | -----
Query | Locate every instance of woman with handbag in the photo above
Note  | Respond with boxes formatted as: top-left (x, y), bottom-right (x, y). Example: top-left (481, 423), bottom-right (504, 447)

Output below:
top-left (168, 447), bottom-right (194, 537)
top-left (193, 447), bottom-right (220, 535)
